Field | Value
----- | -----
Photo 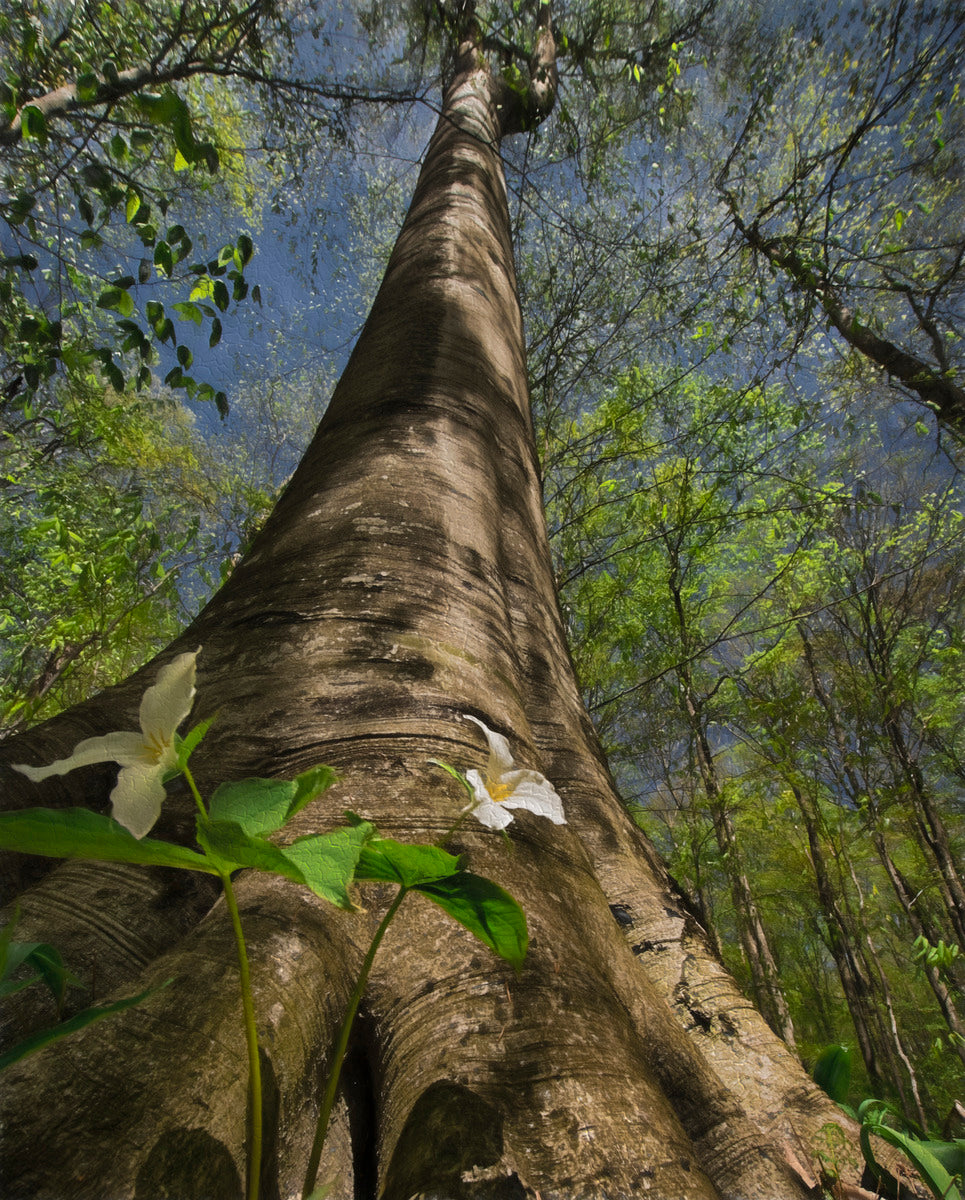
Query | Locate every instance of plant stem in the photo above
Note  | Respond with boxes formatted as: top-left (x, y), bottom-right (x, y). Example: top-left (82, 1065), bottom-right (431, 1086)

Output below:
top-left (182, 762), bottom-right (209, 824)
top-left (301, 885), bottom-right (409, 1200)
top-left (222, 870), bottom-right (263, 1200)
top-left (181, 764), bottom-right (261, 1197)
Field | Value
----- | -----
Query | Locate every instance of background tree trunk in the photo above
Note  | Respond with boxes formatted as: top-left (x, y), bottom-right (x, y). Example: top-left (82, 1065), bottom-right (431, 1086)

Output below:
top-left (0, 18), bottom-right (875, 1200)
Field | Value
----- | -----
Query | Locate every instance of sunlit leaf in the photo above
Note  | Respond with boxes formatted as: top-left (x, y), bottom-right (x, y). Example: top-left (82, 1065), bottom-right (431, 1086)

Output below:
top-left (0, 809), bottom-right (216, 874)
top-left (414, 872), bottom-right (528, 969)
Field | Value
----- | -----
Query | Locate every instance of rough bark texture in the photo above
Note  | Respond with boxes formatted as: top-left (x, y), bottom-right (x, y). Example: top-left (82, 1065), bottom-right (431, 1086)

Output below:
top-left (1, 23), bottom-right (882, 1200)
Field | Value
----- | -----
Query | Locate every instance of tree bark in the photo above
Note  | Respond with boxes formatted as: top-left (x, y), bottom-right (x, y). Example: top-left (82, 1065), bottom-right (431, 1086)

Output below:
top-left (0, 14), bottom-right (874, 1199)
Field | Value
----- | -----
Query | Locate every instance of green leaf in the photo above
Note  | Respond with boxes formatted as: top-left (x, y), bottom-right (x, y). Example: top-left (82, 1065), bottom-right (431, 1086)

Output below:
top-left (196, 819), bottom-right (303, 880)
top-left (355, 838), bottom-right (461, 887)
top-left (189, 275), bottom-right (214, 302)
top-left (154, 240), bottom-right (173, 277)
top-left (96, 287), bottom-right (135, 318)
top-left (414, 872), bottom-right (528, 969)
top-left (0, 809), bottom-right (217, 874)
top-left (279, 822), bottom-right (374, 908)
top-left (0, 941), bottom-right (81, 1005)
top-left (429, 758), bottom-right (474, 801)
top-left (812, 1044), bottom-right (851, 1103)
top-left (172, 302), bottom-right (203, 325)
top-left (286, 766), bottom-right (340, 822)
top-left (920, 1139), bottom-right (965, 1183)
top-left (196, 818), bottom-right (372, 909)
top-left (860, 1116), bottom-right (963, 1200)
top-left (0, 981), bottom-right (171, 1071)
top-left (76, 71), bottom-right (99, 102)
top-left (21, 105), bottom-right (47, 145)
top-left (125, 191), bottom-right (141, 223)
top-left (208, 766), bottom-right (338, 837)
top-left (237, 233), bottom-right (253, 265)
top-left (213, 279), bottom-right (230, 312)
top-left (173, 716), bottom-right (214, 771)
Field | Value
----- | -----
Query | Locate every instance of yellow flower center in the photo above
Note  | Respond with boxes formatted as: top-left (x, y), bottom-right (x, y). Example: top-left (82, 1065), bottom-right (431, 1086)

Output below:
top-left (488, 777), bottom-right (512, 805)
top-left (143, 731), bottom-right (171, 765)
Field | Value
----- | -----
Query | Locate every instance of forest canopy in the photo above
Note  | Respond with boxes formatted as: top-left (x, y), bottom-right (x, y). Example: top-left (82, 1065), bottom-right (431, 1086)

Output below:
top-left (2, 0), bottom-right (964, 1134)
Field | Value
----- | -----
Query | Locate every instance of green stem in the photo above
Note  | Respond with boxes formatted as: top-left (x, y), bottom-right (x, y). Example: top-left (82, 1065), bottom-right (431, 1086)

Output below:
top-left (182, 762), bottom-right (209, 825)
top-left (301, 885), bottom-right (409, 1200)
top-left (222, 870), bottom-right (263, 1200)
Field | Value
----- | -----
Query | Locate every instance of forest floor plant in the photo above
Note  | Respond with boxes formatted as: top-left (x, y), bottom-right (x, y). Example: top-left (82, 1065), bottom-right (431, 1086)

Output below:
top-left (813, 1043), bottom-right (965, 1199)
top-left (0, 650), bottom-right (562, 1200)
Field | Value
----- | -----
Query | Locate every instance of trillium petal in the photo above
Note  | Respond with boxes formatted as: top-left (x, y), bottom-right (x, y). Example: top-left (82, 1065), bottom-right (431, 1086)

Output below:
top-left (500, 775), bottom-right (566, 825)
top-left (111, 762), bottom-right (167, 839)
top-left (463, 714), bottom-right (515, 776)
top-left (139, 651), bottom-right (198, 745)
top-left (465, 770), bottom-right (515, 829)
top-left (14, 731), bottom-right (148, 782)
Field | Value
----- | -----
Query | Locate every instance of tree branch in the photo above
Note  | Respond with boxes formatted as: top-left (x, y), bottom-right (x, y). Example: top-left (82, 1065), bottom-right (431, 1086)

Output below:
top-left (731, 208), bottom-right (965, 437)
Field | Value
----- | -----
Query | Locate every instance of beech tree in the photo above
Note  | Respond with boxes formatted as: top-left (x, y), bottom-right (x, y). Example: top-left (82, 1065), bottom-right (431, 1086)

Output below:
top-left (0, 5), bottom-right (905, 1199)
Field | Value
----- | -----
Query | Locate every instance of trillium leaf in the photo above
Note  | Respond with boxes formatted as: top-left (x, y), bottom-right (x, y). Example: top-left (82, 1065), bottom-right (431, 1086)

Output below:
top-left (355, 838), bottom-right (461, 887)
top-left (0, 980), bottom-right (171, 1071)
top-left (208, 780), bottom-right (299, 835)
top-left (0, 809), bottom-right (216, 873)
top-left (207, 766), bottom-right (337, 837)
top-left (195, 817), bottom-right (371, 909)
top-left (279, 821), bottom-right (374, 909)
top-left (287, 766), bottom-right (339, 822)
top-left (414, 872), bottom-right (528, 970)
top-left (195, 819), bottom-right (304, 882)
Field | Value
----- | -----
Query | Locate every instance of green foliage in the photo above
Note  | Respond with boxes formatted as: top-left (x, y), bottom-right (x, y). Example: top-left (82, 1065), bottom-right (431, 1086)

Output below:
top-left (0, 910), bottom-right (81, 1008)
top-left (915, 936), bottom-right (962, 976)
top-left (813, 1044), bottom-right (852, 1105)
top-left (415, 872), bottom-right (529, 972)
top-left (858, 1100), bottom-right (964, 1200)
top-left (356, 837), bottom-right (463, 887)
top-left (0, 386), bottom-right (198, 733)
top-left (0, 0), bottom-right (270, 412)
top-left (545, 359), bottom-right (965, 1125)
top-left (0, 808), bottom-right (217, 874)
top-left (356, 838), bottom-right (529, 969)
top-left (0, 982), bottom-right (171, 1072)
top-left (208, 768), bottom-right (340, 836)
top-left (0, 369), bottom-right (309, 735)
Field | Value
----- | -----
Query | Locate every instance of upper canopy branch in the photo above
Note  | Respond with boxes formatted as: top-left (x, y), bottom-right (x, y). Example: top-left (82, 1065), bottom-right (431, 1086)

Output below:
top-left (723, 194), bottom-right (965, 439)
top-left (445, 0), bottom-right (558, 139)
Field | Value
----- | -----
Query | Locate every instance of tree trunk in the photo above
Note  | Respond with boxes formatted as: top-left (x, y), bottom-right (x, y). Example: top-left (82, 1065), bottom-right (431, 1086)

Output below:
top-left (0, 16), bottom-right (873, 1200)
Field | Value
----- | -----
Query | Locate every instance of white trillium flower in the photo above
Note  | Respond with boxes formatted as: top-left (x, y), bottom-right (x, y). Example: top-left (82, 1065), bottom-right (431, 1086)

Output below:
top-left (463, 714), bottom-right (565, 830)
top-left (14, 650), bottom-right (199, 839)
